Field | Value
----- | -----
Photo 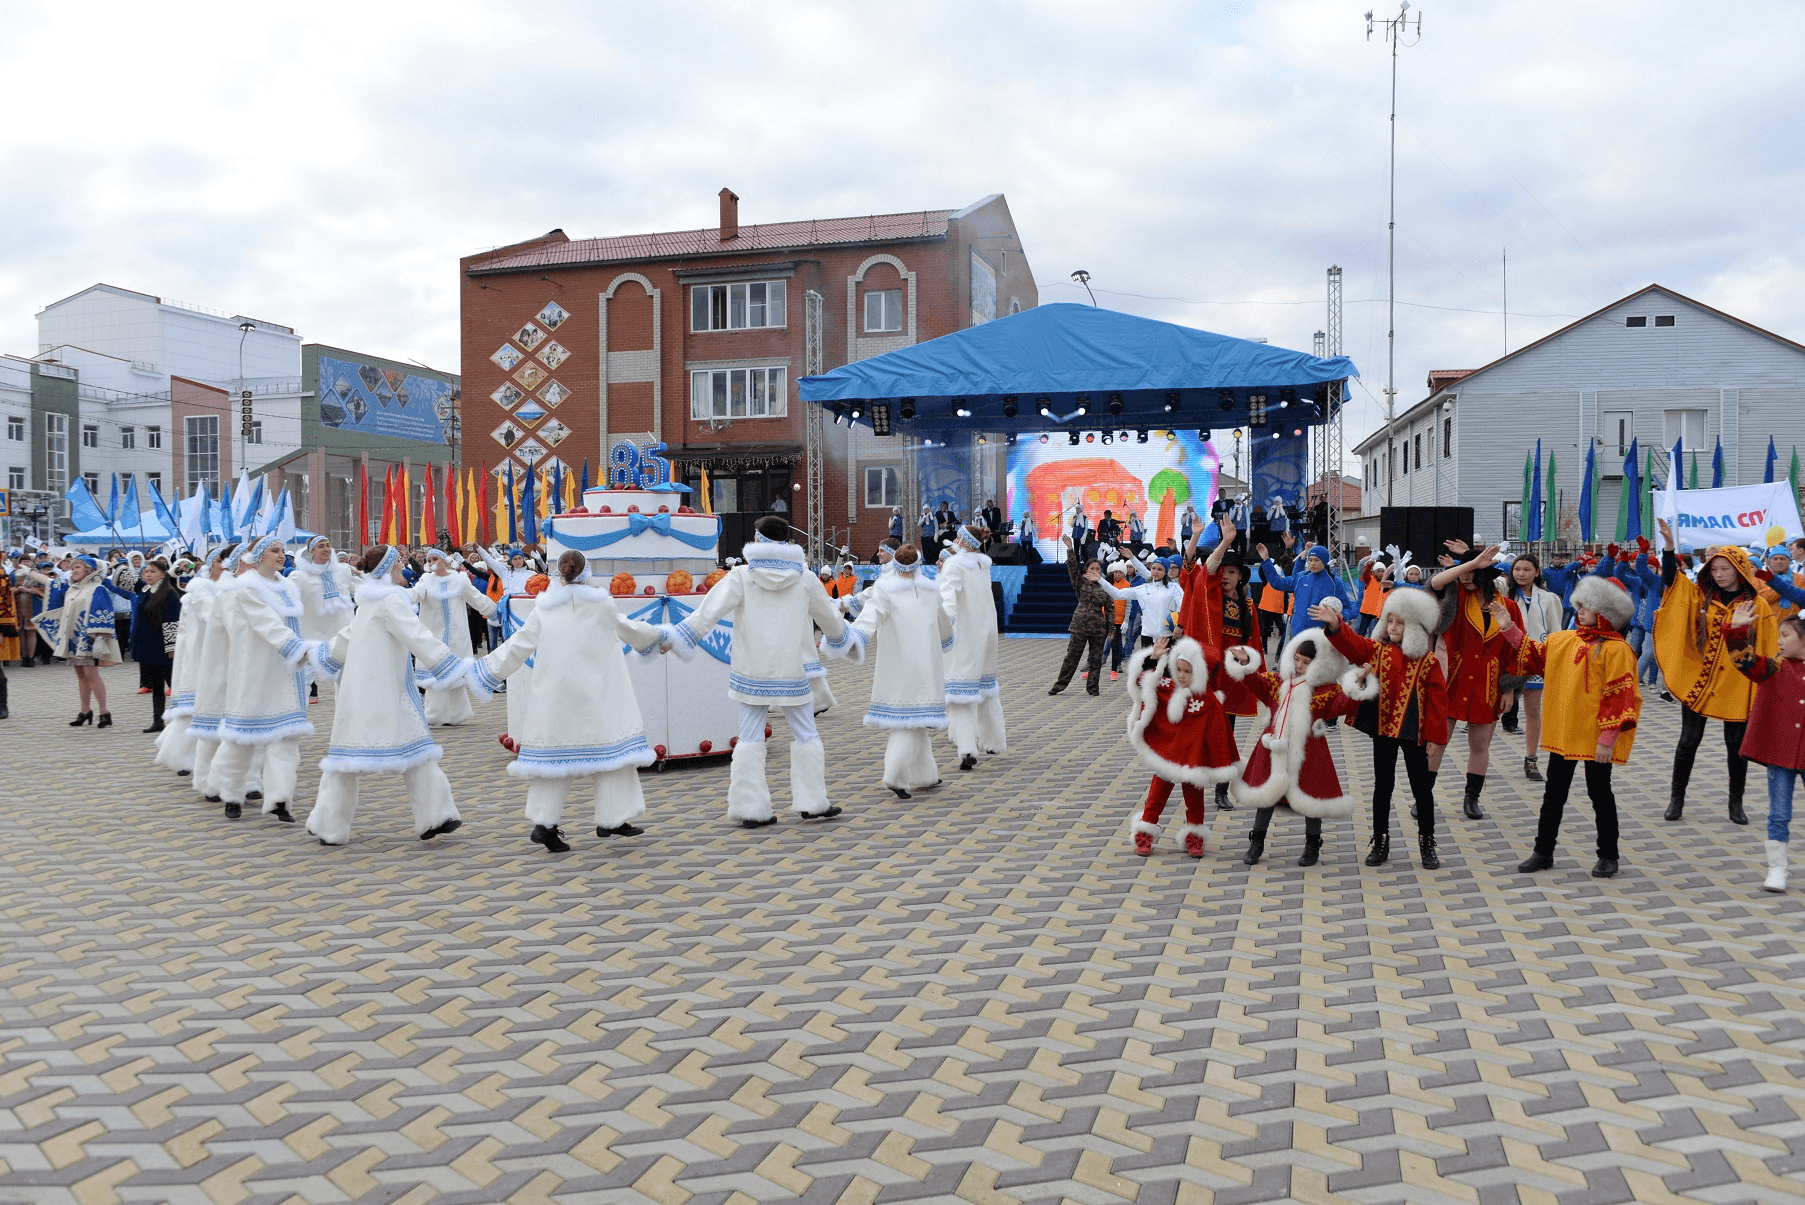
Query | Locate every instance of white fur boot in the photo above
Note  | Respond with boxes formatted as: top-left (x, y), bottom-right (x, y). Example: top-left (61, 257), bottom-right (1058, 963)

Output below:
top-left (790, 738), bottom-right (832, 816)
top-left (726, 740), bottom-right (773, 823)
top-left (1764, 840), bottom-right (1788, 893)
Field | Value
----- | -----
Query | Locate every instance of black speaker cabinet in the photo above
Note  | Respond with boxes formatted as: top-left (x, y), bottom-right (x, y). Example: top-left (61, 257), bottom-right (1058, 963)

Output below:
top-left (1378, 507), bottom-right (1474, 569)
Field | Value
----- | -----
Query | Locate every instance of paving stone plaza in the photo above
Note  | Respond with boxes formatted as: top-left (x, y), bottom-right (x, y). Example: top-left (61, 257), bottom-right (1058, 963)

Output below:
top-left (3, 638), bottom-right (1803, 1204)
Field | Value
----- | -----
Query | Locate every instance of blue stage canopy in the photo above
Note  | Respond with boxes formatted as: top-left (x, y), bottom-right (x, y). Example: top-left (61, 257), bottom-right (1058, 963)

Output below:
top-left (798, 302), bottom-right (1357, 434)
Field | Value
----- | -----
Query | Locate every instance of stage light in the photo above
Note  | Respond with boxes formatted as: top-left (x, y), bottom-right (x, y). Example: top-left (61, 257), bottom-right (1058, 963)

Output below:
top-left (1003, 395), bottom-right (1019, 418)
top-left (1292, 427), bottom-right (1304, 437)
top-left (1075, 395), bottom-right (1090, 416)
top-left (899, 398), bottom-right (916, 420)
top-left (1084, 432), bottom-right (1095, 443)
top-left (1107, 392), bottom-right (1123, 416)
top-left (1247, 394), bottom-right (1267, 425)
top-left (977, 434), bottom-right (987, 444)
top-left (953, 399), bottom-right (972, 418)
top-left (850, 404), bottom-right (863, 421)
top-left (1136, 429), bottom-right (1149, 443)
top-left (1218, 390), bottom-right (1235, 411)
top-left (1165, 391), bottom-right (1180, 413)
top-left (1037, 396), bottom-right (1052, 417)
top-left (1101, 432), bottom-right (1113, 445)
top-left (830, 405), bottom-right (844, 425)
top-left (1280, 388), bottom-right (1296, 407)
top-left (1006, 432), bottom-right (1018, 446)
top-left (1068, 431), bottom-right (1080, 445)
top-left (1039, 433), bottom-right (1050, 444)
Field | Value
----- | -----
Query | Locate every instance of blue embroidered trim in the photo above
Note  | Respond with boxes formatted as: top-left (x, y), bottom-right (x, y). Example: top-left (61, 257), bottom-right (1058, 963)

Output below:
top-left (868, 703), bottom-right (947, 720)
top-left (820, 624), bottom-right (853, 652)
top-left (418, 652), bottom-right (462, 683)
top-left (279, 636), bottom-right (306, 664)
top-left (940, 633), bottom-right (956, 652)
top-left (729, 673), bottom-right (810, 698)
top-left (471, 658), bottom-right (508, 695)
top-left (323, 736), bottom-right (438, 764)
top-left (513, 735), bottom-right (654, 770)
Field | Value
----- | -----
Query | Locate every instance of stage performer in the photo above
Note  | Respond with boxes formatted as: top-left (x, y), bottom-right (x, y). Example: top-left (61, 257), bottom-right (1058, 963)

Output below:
top-left (941, 524), bottom-right (1008, 767)
top-left (155, 545), bottom-right (231, 776)
top-left (1654, 518), bottom-right (1776, 825)
top-left (306, 544), bottom-right (468, 847)
top-left (1177, 514), bottom-right (1258, 811)
top-left (662, 515), bottom-right (859, 827)
top-left (1428, 541), bottom-right (1519, 820)
top-left (1499, 575), bottom-right (1641, 878)
top-left (21, 553), bottom-right (126, 728)
top-left (1309, 589), bottom-right (1450, 869)
top-left (411, 548), bottom-right (497, 726)
top-left (844, 543), bottom-right (954, 798)
top-left (209, 535), bottom-right (314, 823)
top-left (1225, 612), bottom-right (1376, 867)
top-left (1126, 634), bottom-right (1247, 859)
top-left (186, 546), bottom-right (261, 802)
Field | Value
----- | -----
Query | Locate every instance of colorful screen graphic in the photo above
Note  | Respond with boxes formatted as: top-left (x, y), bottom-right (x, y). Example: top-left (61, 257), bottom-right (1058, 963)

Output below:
top-left (1006, 430), bottom-right (1221, 559)
top-left (317, 355), bottom-right (457, 446)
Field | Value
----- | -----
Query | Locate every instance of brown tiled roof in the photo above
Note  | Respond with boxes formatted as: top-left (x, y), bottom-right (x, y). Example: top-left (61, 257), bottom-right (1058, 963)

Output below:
top-left (469, 209), bottom-right (956, 275)
top-left (1425, 369), bottom-right (1477, 391)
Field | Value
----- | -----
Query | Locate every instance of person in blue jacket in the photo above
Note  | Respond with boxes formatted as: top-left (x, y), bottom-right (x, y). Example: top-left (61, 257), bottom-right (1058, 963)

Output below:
top-left (1540, 551), bottom-right (1583, 628)
top-left (1254, 531), bottom-right (1348, 638)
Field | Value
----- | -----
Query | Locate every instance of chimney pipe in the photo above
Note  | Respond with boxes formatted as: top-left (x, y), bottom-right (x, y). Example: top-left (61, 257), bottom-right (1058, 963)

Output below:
top-left (719, 187), bottom-right (739, 241)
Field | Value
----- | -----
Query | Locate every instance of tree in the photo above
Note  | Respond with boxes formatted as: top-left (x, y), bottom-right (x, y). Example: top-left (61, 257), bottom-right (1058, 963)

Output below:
top-left (1149, 468), bottom-right (1192, 548)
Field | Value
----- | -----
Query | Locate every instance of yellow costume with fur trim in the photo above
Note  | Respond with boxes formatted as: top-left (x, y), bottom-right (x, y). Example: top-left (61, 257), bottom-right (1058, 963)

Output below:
top-left (1653, 547), bottom-right (1776, 722)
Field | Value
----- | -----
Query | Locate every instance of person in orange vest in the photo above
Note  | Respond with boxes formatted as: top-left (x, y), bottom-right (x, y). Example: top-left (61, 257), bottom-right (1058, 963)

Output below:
top-left (1354, 537), bottom-right (1387, 636)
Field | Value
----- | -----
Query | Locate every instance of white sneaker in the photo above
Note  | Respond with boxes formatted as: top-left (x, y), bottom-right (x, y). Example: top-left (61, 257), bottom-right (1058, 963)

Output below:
top-left (1763, 840), bottom-right (1788, 893)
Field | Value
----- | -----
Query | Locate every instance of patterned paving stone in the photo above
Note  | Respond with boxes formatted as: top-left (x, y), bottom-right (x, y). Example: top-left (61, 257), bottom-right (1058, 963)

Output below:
top-left (2, 640), bottom-right (1804, 1203)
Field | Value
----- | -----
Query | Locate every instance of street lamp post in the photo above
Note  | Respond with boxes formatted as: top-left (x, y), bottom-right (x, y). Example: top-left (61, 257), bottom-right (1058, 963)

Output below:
top-left (236, 321), bottom-right (256, 493)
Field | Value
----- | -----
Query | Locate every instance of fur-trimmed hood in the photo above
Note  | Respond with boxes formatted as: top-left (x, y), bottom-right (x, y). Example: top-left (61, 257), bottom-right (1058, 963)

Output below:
top-left (1277, 627), bottom-right (1348, 686)
top-left (1571, 574), bottom-right (1635, 632)
top-left (1378, 587), bottom-right (1442, 660)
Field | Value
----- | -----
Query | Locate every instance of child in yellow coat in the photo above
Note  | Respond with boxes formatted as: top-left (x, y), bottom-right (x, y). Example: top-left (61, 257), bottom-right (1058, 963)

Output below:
top-left (1493, 576), bottom-right (1642, 878)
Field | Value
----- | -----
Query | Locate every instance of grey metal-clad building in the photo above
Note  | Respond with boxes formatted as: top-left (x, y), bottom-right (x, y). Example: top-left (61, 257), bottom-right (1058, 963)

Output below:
top-left (1354, 285), bottom-right (1805, 544)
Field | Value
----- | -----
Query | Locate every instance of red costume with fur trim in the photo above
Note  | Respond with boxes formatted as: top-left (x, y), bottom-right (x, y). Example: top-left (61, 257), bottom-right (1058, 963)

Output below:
top-left (1177, 561), bottom-right (1260, 716)
top-left (1226, 648), bottom-right (1374, 818)
top-left (1324, 625), bottom-right (1450, 745)
top-left (1442, 589), bottom-right (1522, 724)
top-left (1127, 638), bottom-right (1251, 855)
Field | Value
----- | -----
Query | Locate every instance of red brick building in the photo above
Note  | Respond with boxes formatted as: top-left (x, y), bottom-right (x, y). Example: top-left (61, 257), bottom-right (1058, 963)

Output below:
top-left (459, 191), bottom-right (1035, 555)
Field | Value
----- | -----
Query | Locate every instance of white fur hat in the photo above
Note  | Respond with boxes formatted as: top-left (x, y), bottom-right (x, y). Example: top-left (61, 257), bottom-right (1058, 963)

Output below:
top-left (1279, 626), bottom-right (1348, 687)
top-left (1572, 574), bottom-right (1635, 631)
top-left (1379, 587), bottom-right (1442, 660)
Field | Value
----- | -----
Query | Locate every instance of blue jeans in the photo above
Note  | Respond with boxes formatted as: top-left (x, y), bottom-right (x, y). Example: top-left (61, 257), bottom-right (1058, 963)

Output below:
top-left (1354, 612), bottom-right (1377, 637)
top-left (1769, 766), bottom-right (1798, 842)
top-left (1636, 627), bottom-right (1662, 686)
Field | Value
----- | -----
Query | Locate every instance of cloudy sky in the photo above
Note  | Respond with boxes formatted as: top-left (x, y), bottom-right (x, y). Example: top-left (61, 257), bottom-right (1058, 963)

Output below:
top-left (3, 0), bottom-right (1801, 455)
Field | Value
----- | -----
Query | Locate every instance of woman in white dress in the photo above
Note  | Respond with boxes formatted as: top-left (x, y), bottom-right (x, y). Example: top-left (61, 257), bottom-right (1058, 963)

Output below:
top-left (411, 548), bottom-right (496, 725)
top-left (155, 547), bottom-right (227, 774)
top-left (846, 544), bottom-right (954, 797)
top-left (938, 525), bottom-right (1007, 770)
top-left (306, 544), bottom-right (468, 847)
top-left (473, 550), bottom-right (668, 853)
top-left (208, 535), bottom-right (315, 823)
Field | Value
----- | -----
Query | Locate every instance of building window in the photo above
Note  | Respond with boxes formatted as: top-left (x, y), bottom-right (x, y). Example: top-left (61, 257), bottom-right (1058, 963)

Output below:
top-left (864, 466), bottom-right (902, 507)
top-left (121, 426), bottom-right (136, 449)
top-left (1625, 316), bottom-right (1647, 328)
top-left (81, 424), bottom-right (99, 449)
top-left (864, 289), bottom-right (903, 333)
top-left (7, 466), bottom-right (22, 490)
top-left (691, 280), bottom-right (787, 331)
top-left (1414, 433), bottom-right (1423, 470)
top-left (185, 414), bottom-right (219, 497)
top-left (1602, 410), bottom-right (1633, 458)
top-left (147, 425), bottom-right (162, 450)
top-left (44, 412), bottom-right (68, 495)
top-left (84, 471), bottom-right (100, 495)
top-left (1663, 408), bottom-right (1706, 453)
top-left (247, 420), bottom-right (263, 445)
top-left (5, 415), bottom-right (21, 441)
top-left (147, 471), bottom-right (162, 494)
top-left (689, 366), bottom-right (787, 420)
top-left (1654, 314), bottom-right (1676, 327)
top-left (1443, 416), bottom-right (1452, 457)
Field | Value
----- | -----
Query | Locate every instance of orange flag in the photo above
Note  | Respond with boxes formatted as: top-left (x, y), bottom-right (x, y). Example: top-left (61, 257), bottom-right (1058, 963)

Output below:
top-left (443, 461), bottom-right (459, 546)
top-left (398, 463), bottom-right (412, 545)
top-left (419, 463), bottom-right (437, 545)
top-left (378, 465), bottom-right (395, 545)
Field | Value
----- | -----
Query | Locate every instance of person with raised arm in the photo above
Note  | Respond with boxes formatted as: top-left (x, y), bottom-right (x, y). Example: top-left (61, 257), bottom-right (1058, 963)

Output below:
top-left (1427, 539), bottom-right (1520, 821)
top-left (411, 548), bottom-right (498, 726)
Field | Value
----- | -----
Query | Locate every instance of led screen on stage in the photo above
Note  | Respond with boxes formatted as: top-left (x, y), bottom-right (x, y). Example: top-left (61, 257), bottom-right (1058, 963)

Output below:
top-left (1006, 430), bottom-right (1221, 560)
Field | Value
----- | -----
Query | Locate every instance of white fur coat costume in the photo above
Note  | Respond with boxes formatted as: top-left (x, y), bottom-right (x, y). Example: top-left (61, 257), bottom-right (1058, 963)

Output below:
top-left (217, 572), bottom-right (315, 745)
top-left (291, 558), bottom-right (358, 642)
top-left (187, 574), bottom-right (241, 742)
top-left (314, 580), bottom-right (464, 773)
top-left (412, 571), bottom-right (498, 724)
top-left (153, 574), bottom-right (212, 772)
top-left (849, 569), bottom-right (955, 729)
top-left (474, 580), bottom-right (666, 777)
top-left (666, 539), bottom-right (857, 706)
top-left (1224, 629), bottom-right (1379, 818)
top-left (938, 549), bottom-right (1000, 702)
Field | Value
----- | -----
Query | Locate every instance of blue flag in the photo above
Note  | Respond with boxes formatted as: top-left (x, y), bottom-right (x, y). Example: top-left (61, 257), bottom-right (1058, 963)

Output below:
top-left (1766, 436), bottom-right (1779, 484)
top-left (118, 474), bottom-right (142, 535)
top-left (65, 478), bottom-right (110, 532)
top-left (108, 473), bottom-right (121, 526)
top-left (1711, 438), bottom-right (1724, 488)
top-left (1671, 436), bottom-right (1685, 491)
top-left (1526, 439), bottom-right (1545, 542)
top-left (148, 478), bottom-right (181, 541)
top-left (581, 459), bottom-right (591, 494)
top-left (1578, 442), bottom-right (1596, 542)
top-left (1623, 438), bottom-right (1641, 541)
top-left (520, 465), bottom-right (538, 543)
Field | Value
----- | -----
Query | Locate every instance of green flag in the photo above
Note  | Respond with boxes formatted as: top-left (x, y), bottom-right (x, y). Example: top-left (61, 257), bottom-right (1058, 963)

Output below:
top-left (1614, 471), bottom-right (1630, 542)
top-left (1689, 450), bottom-right (1699, 489)
top-left (1791, 447), bottom-right (1800, 502)
top-left (1520, 450), bottom-right (1533, 541)
top-left (1544, 453), bottom-right (1558, 544)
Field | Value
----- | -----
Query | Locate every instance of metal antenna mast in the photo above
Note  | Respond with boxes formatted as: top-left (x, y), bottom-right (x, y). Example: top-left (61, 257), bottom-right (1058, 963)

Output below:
top-left (803, 289), bottom-right (825, 564)
top-left (1325, 266), bottom-right (1345, 556)
top-left (1368, 2), bottom-right (1422, 507)
top-left (1502, 248), bottom-right (1508, 354)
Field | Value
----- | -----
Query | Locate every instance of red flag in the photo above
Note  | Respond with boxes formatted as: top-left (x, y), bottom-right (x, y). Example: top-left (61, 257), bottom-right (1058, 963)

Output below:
top-left (444, 461), bottom-right (460, 547)
top-left (477, 463), bottom-right (491, 545)
top-left (357, 461), bottom-right (368, 548)
top-left (379, 464), bottom-right (395, 545)
top-left (419, 462), bottom-right (437, 545)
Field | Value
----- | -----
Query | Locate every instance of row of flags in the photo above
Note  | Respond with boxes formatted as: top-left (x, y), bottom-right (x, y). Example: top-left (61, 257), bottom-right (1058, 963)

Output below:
top-left (1520, 434), bottom-right (1802, 543)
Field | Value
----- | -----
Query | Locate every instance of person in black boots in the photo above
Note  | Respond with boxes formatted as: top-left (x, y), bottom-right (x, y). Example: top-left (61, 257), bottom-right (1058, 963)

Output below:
top-left (1427, 541), bottom-right (1518, 820)
top-left (1497, 577), bottom-right (1641, 878)
top-left (19, 553), bottom-right (125, 728)
top-left (1049, 536), bottom-right (1112, 697)
top-left (1651, 520), bottom-right (1775, 826)
top-left (129, 557), bottom-right (182, 733)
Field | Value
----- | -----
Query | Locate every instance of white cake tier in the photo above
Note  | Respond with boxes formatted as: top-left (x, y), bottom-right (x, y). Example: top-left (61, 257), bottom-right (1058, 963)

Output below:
top-left (544, 506), bottom-right (721, 564)
top-left (579, 486), bottom-right (693, 515)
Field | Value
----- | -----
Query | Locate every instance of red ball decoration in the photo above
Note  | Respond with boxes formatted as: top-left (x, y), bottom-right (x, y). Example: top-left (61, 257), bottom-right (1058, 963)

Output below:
top-left (698, 740), bottom-right (712, 753)
top-left (658, 505), bottom-right (670, 513)
top-left (599, 505), bottom-right (613, 514)
top-left (654, 744), bottom-right (668, 758)
top-left (627, 504), bottom-right (641, 513)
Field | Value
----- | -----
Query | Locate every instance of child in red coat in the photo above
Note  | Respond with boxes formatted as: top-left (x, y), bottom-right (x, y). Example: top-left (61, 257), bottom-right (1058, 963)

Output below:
top-left (1126, 635), bottom-right (1249, 858)
top-left (1730, 607), bottom-right (1805, 892)
top-left (1225, 612), bottom-right (1379, 867)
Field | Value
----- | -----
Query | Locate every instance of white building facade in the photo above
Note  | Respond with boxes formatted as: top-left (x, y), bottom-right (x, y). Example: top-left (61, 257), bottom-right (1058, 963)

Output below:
top-left (1355, 285), bottom-right (1805, 544)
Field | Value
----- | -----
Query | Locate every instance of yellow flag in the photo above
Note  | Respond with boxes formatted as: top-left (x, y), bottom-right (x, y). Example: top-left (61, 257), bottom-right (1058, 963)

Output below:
top-left (562, 466), bottom-right (576, 511)
top-left (536, 469), bottom-right (550, 523)
top-left (699, 468), bottom-right (713, 514)
top-left (492, 467), bottom-right (507, 544)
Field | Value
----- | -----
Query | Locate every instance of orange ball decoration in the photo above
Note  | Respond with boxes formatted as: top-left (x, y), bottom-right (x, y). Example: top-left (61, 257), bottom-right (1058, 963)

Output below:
top-left (665, 569), bottom-right (694, 595)
top-left (524, 574), bottom-right (550, 597)
top-left (609, 571), bottom-right (638, 596)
